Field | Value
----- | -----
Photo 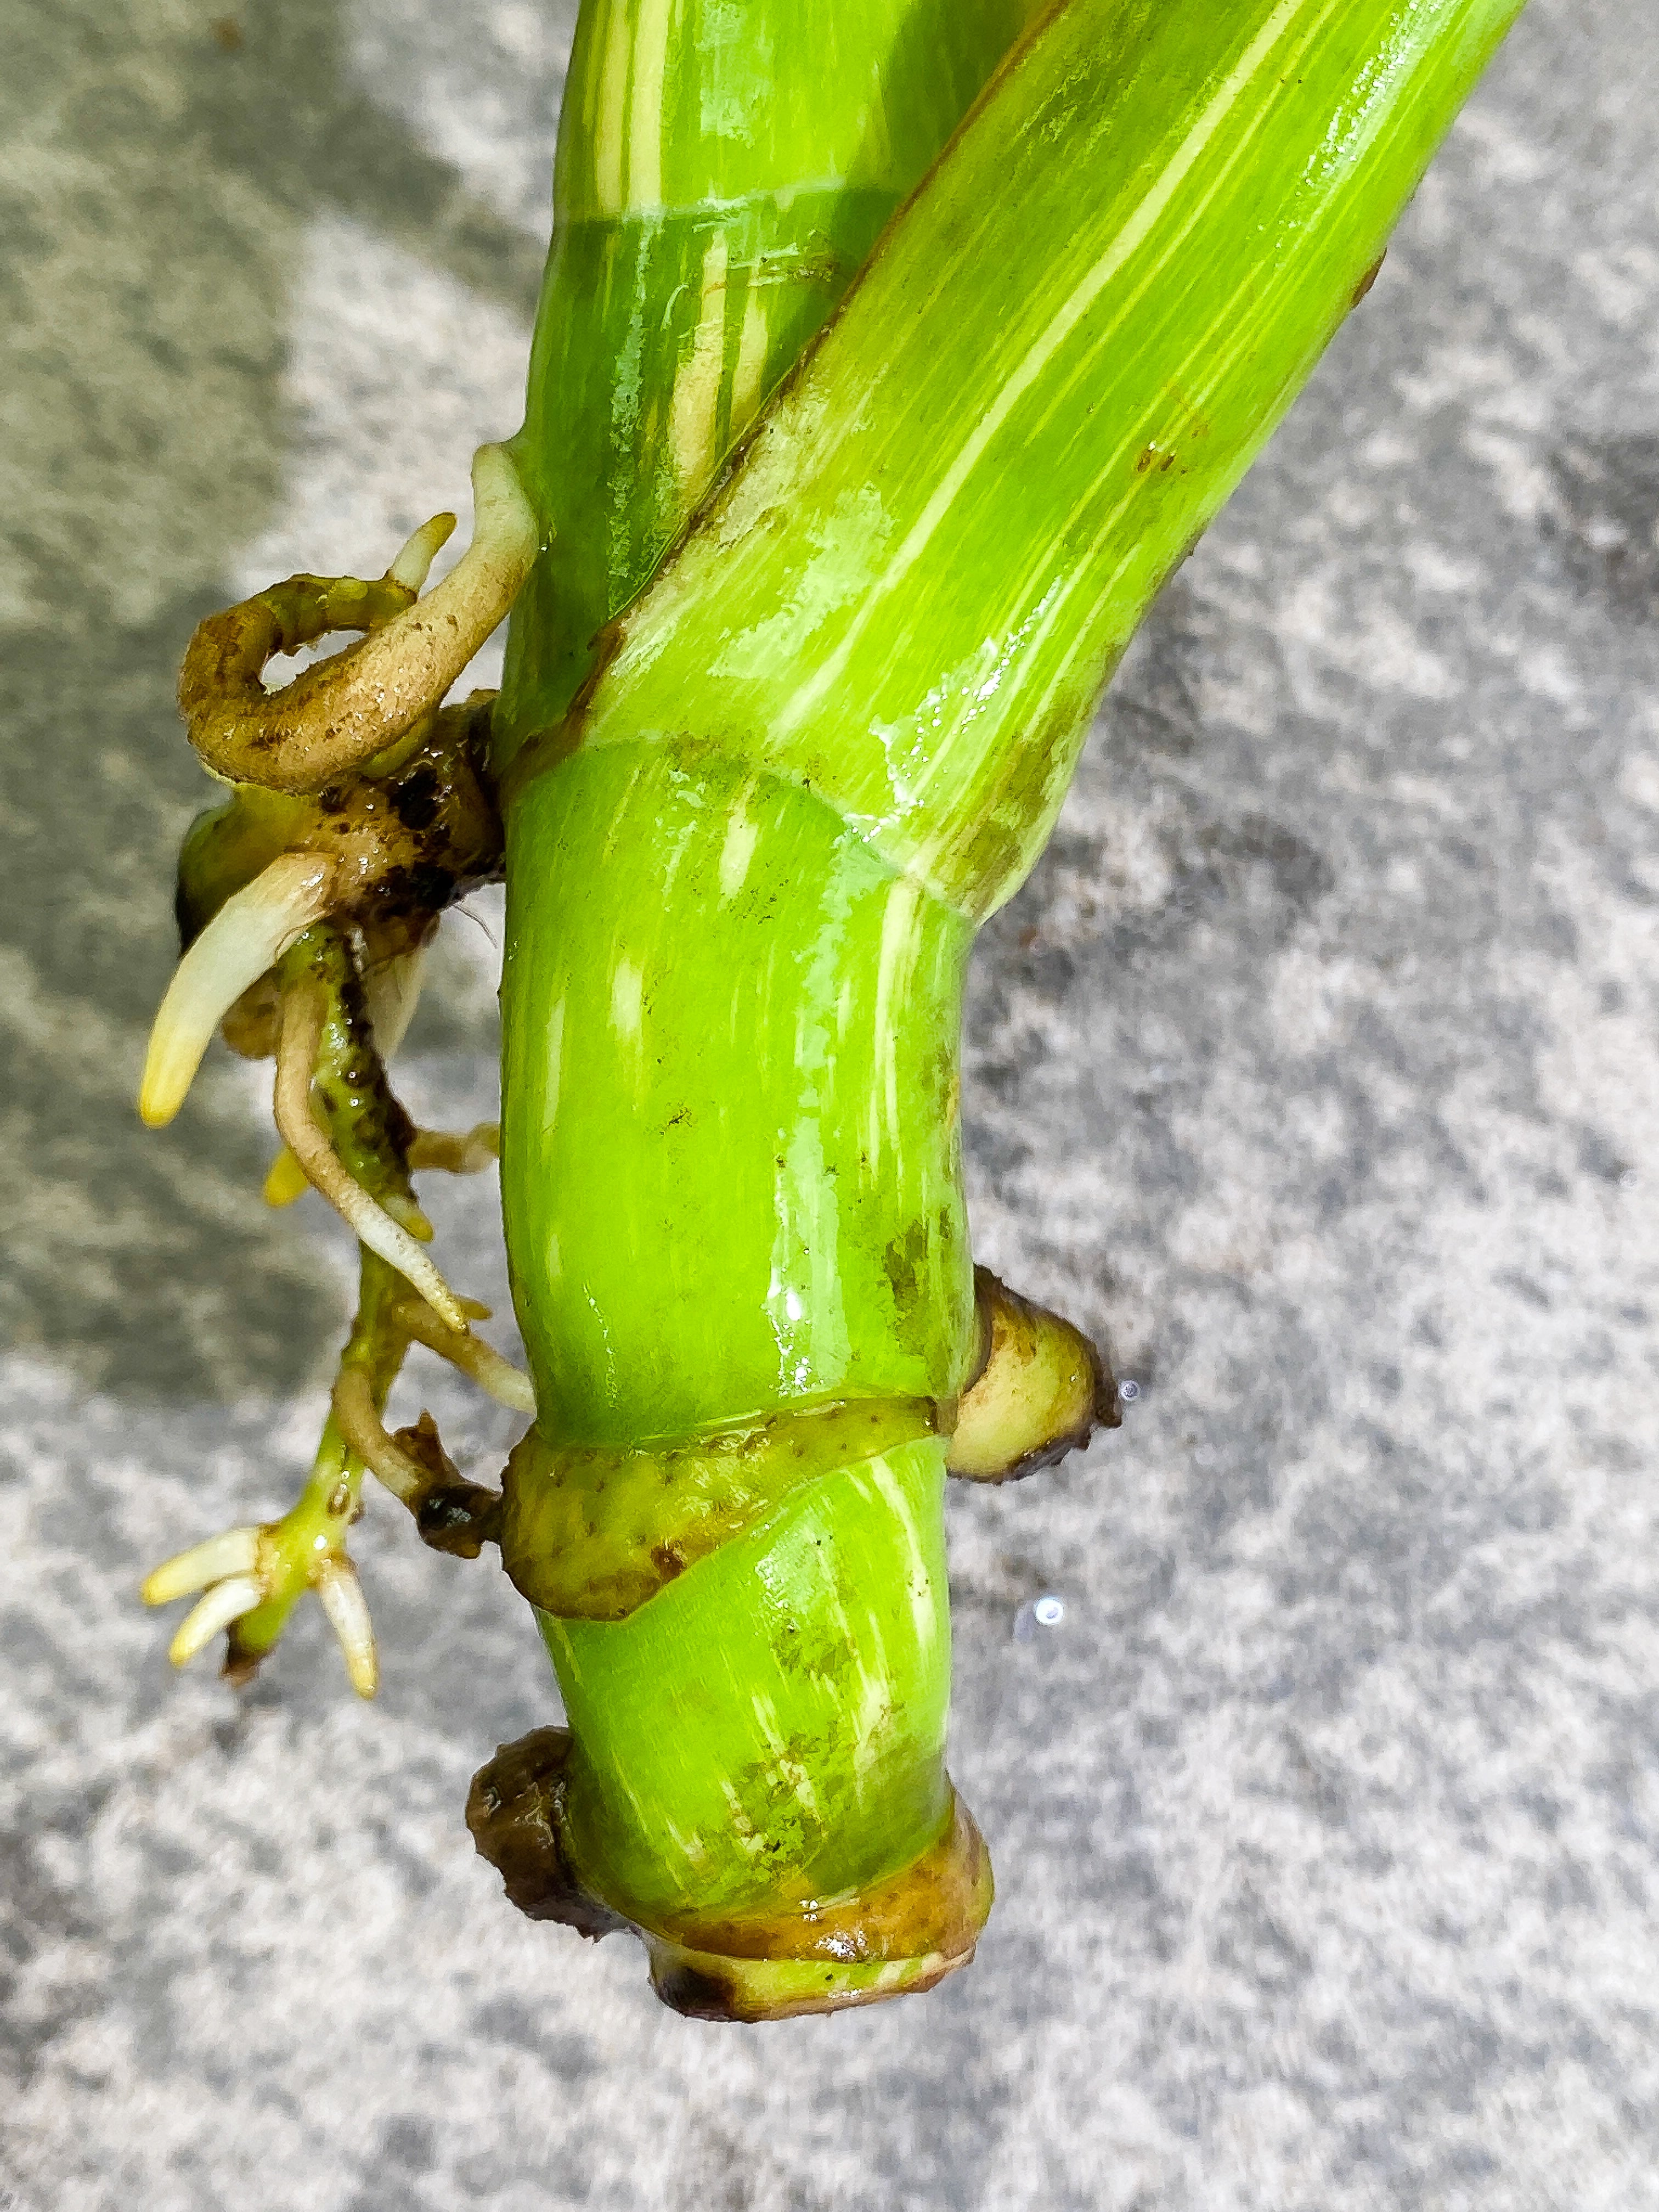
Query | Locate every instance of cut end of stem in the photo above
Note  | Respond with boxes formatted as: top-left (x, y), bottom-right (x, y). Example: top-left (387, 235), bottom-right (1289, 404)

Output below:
top-left (467, 1729), bottom-right (994, 2021)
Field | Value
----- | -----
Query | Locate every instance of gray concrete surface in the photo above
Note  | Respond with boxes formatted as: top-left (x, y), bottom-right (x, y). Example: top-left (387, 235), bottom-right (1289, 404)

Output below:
top-left (3, 2), bottom-right (1657, 2205)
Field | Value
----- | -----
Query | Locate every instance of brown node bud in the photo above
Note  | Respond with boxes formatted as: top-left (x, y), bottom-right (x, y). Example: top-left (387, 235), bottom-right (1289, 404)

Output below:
top-left (393, 1412), bottom-right (504, 1557)
top-left (946, 1266), bottom-right (1119, 1482)
top-left (466, 1729), bottom-right (625, 1938)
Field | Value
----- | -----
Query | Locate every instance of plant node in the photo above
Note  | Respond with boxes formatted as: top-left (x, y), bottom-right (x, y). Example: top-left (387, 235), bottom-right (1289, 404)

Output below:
top-left (466, 1726), bottom-right (994, 2021)
top-left (946, 1268), bottom-right (1120, 1481)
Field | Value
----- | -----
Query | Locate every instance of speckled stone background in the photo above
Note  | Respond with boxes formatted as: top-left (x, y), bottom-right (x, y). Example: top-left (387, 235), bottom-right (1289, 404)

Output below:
top-left (3, 2), bottom-right (1657, 2205)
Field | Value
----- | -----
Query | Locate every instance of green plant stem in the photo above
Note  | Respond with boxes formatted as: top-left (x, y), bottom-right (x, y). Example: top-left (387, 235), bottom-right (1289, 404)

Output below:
top-left (490, 0), bottom-right (1036, 2000)
top-left (544, 1436), bottom-right (953, 1922)
top-left (488, 0), bottom-right (1525, 2007)
top-left (540, 0), bottom-right (1526, 921)
top-left (493, 0), bottom-right (1042, 769)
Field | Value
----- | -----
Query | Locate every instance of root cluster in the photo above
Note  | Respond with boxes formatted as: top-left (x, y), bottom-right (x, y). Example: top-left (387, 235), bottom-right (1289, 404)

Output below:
top-left (137, 447), bottom-right (539, 1695)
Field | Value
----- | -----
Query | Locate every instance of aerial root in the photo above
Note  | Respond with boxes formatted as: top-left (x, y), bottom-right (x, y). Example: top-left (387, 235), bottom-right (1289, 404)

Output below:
top-left (330, 1370), bottom-right (503, 1559)
top-left (362, 945), bottom-right (428, 1063)
top-left (392, 1295), bottom-right (535, 1413)
top-left (179, 442), bottom-right (539, 793)
top-left (145, 1508), bottom-right (382, 1699)
top-left (312, 1554), bottom-right (379, 1698)
top-left (274, 983), bottom-right (470, 1331)
top-left (407, 1122), bottom-right (500, 1175)
top-left (166, 1575), bottom-right (266, 1668)
top-left (331, 1365), bottom-right (430, 1506)
top-left (139, 852), bottom-right (337, 1127)
top-left (387, 510), bottom-right (457, 594)
top-left (142, 1525), bottom-right (263, 1606)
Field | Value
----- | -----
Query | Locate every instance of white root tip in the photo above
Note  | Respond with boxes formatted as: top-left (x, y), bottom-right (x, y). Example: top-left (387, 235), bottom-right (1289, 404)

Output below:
top-left (392, 1297), bottom-right (534, 1413)
top-left (387, 510), bottom-right (457, 593)
top-left (472, 1343), bottom-right (537, 1415)
top-left (169, 1575), bottom-right (265, 1668)
top-left (313, 1555), bottom-right (379, 1699)
top-left (143, 1525), bottom-right (263, 1607)
top-left (338, 1189), bottom-right (470, 1334)
top-left (139, 853), bottom-right (336, 1127)
top-left (362, 945), bottom-right (428, 1063)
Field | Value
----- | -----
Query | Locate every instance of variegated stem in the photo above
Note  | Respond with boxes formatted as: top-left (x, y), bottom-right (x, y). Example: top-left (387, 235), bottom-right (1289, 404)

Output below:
top-left (488, 0), bottom-right (1526, 2017)
top-left (493, 0), bottom-right (1047, 770)
top-left (531, 0), bottom-right (1528, 922)
top-left (484, 0), bottom-right (1047, 2013)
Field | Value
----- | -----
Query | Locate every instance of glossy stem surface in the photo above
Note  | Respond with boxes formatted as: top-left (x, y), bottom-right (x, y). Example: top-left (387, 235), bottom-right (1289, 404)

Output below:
top-left (494, 0), bottom-right (1034, 1988)
top-left (494, 0), bottom-right (1042, 768)
top-left (541, 1438), bottom-right (952, 1922)
top-left (494, 0), bottom-right (1524, 1994)
top-left (540, 0), bottom-right (1528, 919)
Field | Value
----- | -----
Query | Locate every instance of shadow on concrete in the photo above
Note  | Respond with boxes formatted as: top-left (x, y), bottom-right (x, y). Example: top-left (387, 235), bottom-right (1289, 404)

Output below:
top-left (1, 1), bottom-right (543, 1400)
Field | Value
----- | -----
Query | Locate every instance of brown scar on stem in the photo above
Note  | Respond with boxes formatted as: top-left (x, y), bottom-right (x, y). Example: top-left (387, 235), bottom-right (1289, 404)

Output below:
top-left (1350, 251), bottom-right (1386, 307)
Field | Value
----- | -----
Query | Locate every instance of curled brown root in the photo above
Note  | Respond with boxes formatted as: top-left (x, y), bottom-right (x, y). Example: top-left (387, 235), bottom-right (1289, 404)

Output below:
top-left (179, 444), bottom-right (538, 794)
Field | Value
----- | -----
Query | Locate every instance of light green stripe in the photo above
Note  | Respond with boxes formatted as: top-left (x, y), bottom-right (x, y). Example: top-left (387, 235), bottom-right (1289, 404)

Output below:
top-left (771, 0), bottom-right (1334, 749)
top-left (555, 0), bottom-right (1525, 916)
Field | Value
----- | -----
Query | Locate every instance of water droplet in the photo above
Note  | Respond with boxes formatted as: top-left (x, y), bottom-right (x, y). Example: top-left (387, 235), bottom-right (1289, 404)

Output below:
top-left (1013, 1593), bottom-right (1066, 1643)
top-left (1119, 1378), bottom-right (1141, 1402)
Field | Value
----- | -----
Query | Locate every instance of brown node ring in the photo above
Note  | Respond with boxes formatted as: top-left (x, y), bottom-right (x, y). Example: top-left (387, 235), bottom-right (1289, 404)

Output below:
top-left (466, 1730), bottom-right (993, 2023)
